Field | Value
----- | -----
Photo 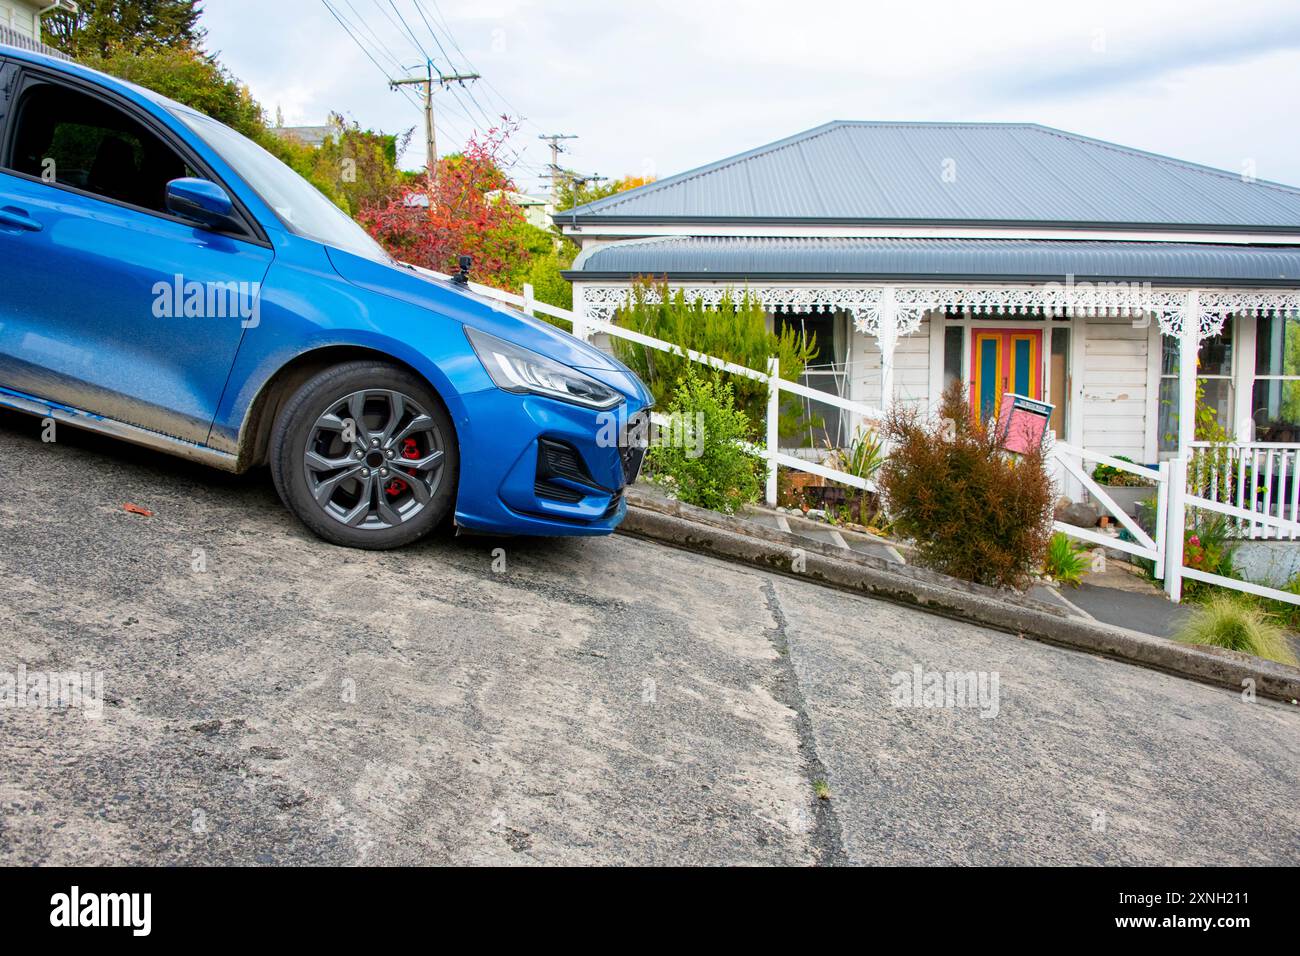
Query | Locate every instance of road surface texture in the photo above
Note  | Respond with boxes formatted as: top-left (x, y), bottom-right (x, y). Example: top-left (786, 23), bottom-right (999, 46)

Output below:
top-left (1, 410), bottom-right (1297, 865)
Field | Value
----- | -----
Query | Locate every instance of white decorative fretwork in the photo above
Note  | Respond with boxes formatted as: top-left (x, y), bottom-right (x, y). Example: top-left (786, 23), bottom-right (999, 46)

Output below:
top-left (575, 284), bottom-right (885, 323)
top-left (574, 282), bottom-right (1300, 341)
top-left (1156, 307), bottom-right (1228, 341)
top-left (851, 287), bottom-right (926, 339)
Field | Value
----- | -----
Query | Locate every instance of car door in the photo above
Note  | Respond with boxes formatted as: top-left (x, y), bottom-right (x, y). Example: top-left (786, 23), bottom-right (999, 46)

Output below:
top-left (0, 64), bottom-right (273, 445)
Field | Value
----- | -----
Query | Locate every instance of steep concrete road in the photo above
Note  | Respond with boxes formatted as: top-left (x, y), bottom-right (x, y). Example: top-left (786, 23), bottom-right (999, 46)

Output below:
top-left (1, 411), bottom-right (1296, 865)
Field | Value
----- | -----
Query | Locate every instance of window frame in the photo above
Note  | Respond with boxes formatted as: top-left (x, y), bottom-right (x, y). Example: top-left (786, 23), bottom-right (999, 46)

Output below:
top-left (1157, 316), bottom-right (1236, 453)
top-left (772, 308), bottom-right (850, 449)
top-left (1251, 313), bottom-right (1300, 440)
top-left (0, 65), bottom-right (270, 248)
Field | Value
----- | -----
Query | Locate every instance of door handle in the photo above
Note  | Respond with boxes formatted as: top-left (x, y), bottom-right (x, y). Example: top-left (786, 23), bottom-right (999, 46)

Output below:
top-left (0, 206), bottom-right (43, 232)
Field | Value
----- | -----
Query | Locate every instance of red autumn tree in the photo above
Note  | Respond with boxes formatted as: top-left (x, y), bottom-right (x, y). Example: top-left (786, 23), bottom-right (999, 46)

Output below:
top-left (357, 121), bottom-right (531, 291)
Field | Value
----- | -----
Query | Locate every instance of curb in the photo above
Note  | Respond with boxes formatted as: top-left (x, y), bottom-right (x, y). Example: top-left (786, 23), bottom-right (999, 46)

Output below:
top-left (618, 501), bottom-right (1300, 704)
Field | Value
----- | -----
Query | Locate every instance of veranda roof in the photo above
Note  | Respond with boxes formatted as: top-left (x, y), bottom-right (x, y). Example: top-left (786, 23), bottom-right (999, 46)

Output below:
top-left (566, 236), bottom-right (1300, 286)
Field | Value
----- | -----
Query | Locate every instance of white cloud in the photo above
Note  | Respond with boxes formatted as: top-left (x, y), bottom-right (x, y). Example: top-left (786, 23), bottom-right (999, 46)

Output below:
top-left (200, 0), bottom-right (1300, 188)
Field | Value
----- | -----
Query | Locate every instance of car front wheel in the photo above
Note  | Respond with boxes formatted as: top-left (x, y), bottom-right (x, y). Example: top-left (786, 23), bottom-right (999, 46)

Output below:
top-left (270, 361), bottom-right (458, 549)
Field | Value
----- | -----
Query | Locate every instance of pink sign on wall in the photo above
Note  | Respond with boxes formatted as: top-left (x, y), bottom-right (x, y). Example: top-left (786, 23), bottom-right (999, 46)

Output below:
top-left (996, 393), bottom-right (1054, 454)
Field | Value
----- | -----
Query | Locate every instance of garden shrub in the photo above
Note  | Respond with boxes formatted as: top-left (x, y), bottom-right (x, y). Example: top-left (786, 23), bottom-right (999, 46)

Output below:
top-left (1176, 595), bottom-right (1297, 665)
top-left (820, 428), bottom-right (887, 526)
top-left (646, 368), bottom-right (763, 514)
top-left (1180, 513), bottom-right (1241, 601)
top-left (1273, 573), bottom-right (1300, 631)
top-left (1235, 572), bottom-right (1300, 633)
top-left (612, 279), bottom-right (817, 439)
top-left (878, 382), bottom-right (1054, 589)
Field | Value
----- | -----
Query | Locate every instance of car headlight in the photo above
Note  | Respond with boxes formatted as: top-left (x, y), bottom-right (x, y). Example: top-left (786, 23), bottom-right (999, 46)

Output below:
top-left (465, 327), bottom-right (622, 410)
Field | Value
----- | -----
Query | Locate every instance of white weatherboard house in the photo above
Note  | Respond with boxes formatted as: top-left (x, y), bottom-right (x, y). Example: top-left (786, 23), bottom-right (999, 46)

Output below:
top-left (563, 122), bottom-right (1300, 456)
top-left (560, 122), bottom-right (1300, 572)
top-left (0, 0), bottom-right (75, 56)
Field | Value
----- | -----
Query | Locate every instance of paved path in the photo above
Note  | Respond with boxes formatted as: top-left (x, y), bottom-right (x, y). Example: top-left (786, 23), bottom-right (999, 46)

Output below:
top-left (1, 410), bottom-right (1297, 865)
top-left (1067, 581), bottom-right (1194, 638)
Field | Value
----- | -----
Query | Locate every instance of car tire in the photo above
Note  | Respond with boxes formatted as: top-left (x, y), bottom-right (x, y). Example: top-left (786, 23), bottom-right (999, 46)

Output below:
top-left (270, 361), bottom-right (459, 550)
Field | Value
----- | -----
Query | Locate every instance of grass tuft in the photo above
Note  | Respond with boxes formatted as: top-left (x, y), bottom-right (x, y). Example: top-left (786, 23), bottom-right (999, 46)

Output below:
top-left (1176, 595), bottom-right (1297, 666)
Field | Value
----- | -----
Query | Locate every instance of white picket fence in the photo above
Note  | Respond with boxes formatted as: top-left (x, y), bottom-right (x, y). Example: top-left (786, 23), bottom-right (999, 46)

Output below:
top-left (1188, 441), bottom-right (1299, 541)
top-left (1050, 439), bottom-right (1300, 606)
top-left (451, 274), bottom-right (1299, 608)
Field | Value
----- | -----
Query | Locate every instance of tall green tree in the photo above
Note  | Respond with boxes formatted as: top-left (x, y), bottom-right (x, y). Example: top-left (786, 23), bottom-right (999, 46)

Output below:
top-left (79, 45), bottom-right (262, 136)
top-left (44, 0), bottom-right (204, 59)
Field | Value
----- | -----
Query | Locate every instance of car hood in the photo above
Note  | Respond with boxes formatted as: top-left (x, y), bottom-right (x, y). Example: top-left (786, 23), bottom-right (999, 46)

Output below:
top-left (325, 247), bottom-right (651, 403)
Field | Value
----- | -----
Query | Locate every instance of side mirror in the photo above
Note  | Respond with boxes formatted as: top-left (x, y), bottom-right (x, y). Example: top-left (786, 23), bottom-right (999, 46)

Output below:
top-left (165, 178), bottom-right (235, 230)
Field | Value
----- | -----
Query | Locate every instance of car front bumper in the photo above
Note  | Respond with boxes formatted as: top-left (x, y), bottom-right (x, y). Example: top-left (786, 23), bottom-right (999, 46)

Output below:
top-left (451, 388), bottom-right (650, 537)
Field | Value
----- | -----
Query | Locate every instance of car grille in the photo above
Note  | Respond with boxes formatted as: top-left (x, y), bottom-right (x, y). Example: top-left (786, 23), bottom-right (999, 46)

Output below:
top-left (535, 438), bottom-right (603, 503)
top-left (620, 410), bottom-right (650, 486)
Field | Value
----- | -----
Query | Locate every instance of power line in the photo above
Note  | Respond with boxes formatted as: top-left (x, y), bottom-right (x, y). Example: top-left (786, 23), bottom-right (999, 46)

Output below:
top-left (391, 63), bottom-right (481, 184)
top-left (341, 0), bottom-right (407, 73)
top-left (406, 0), bottom-right (560, 185)
top-left (323, 0), bottom-right (471, 169)
top-left (324, 1), bottom-right (405, 93)
top-left (327, 0), bottom-right (542, 182)
top-left (408, 0), bottom-right (456, 68)
top-left (422, 0), bottom-right (544, 136)
top-left (401, 0), bottom-right (499, 132)
top-left (381, 0), bottom-right (434, 63)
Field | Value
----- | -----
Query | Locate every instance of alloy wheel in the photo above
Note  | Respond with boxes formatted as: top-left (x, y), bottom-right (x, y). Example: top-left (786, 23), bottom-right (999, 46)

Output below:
top-left (303, 389), bottom-right (446, 530)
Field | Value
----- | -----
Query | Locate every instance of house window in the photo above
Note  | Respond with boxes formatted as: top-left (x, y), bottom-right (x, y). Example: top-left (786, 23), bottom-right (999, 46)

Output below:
top-left (1049, 327), bottom-right (1070, 440)
top-left (1253, 314), bottom-right (1300, 442)
top-left (1158, 318), bottom-right (1234, 452)
top-left (775, 310), bottom-right (848, 448)
top-left (942, 326), bottom-right (964, 391)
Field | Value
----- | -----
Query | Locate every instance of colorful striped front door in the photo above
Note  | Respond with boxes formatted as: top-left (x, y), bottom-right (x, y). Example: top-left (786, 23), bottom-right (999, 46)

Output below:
top-left (970, 329), bottom-right (1043, 421)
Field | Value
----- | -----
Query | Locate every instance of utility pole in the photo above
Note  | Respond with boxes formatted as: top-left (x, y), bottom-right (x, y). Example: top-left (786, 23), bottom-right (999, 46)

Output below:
top-left (538, 133), bottom-right (578, 202)
top-left (391, 62), bottom-right (481, 188)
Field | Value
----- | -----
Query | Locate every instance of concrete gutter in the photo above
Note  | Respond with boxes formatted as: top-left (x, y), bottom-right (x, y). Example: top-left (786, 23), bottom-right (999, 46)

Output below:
top-left (620, 494), bottom-right (1300, 704)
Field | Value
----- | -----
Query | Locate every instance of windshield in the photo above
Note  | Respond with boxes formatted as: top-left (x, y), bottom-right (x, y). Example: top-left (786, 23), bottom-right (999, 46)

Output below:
top-left (172, 108), bottom-right (390, 262)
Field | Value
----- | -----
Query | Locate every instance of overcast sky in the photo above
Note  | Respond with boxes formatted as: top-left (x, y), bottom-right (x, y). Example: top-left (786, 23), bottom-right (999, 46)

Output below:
top-left (202, 0), bottom-right (1300, 193)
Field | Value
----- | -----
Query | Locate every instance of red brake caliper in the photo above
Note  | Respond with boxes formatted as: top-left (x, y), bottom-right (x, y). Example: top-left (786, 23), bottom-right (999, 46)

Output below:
top-left (383, 438), bottom-right (421, 498)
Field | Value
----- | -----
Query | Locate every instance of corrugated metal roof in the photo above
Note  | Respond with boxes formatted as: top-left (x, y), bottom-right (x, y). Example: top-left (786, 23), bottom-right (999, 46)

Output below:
top-left (569, 237), bottom-right (1300, 284)
top-left (566, 122), bottom-right (1300, 230)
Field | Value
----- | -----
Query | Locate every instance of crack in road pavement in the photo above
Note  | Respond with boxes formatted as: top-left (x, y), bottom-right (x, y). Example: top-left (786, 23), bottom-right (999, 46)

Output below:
top-left (760, 579), bottom-right (848, 866)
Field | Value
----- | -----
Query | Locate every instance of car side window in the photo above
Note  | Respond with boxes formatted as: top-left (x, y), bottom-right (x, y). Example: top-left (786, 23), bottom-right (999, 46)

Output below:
top-left (5, 79), bottom-right (196, 214)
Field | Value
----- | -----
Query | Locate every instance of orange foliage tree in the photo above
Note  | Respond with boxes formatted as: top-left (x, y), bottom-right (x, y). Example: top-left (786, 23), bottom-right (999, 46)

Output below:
top-left (357, 121), bottom-right (531, 291)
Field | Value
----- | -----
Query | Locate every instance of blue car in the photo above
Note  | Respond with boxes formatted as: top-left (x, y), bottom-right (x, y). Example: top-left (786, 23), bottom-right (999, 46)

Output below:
top-left (0, 45), bottom-right (651, 549)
